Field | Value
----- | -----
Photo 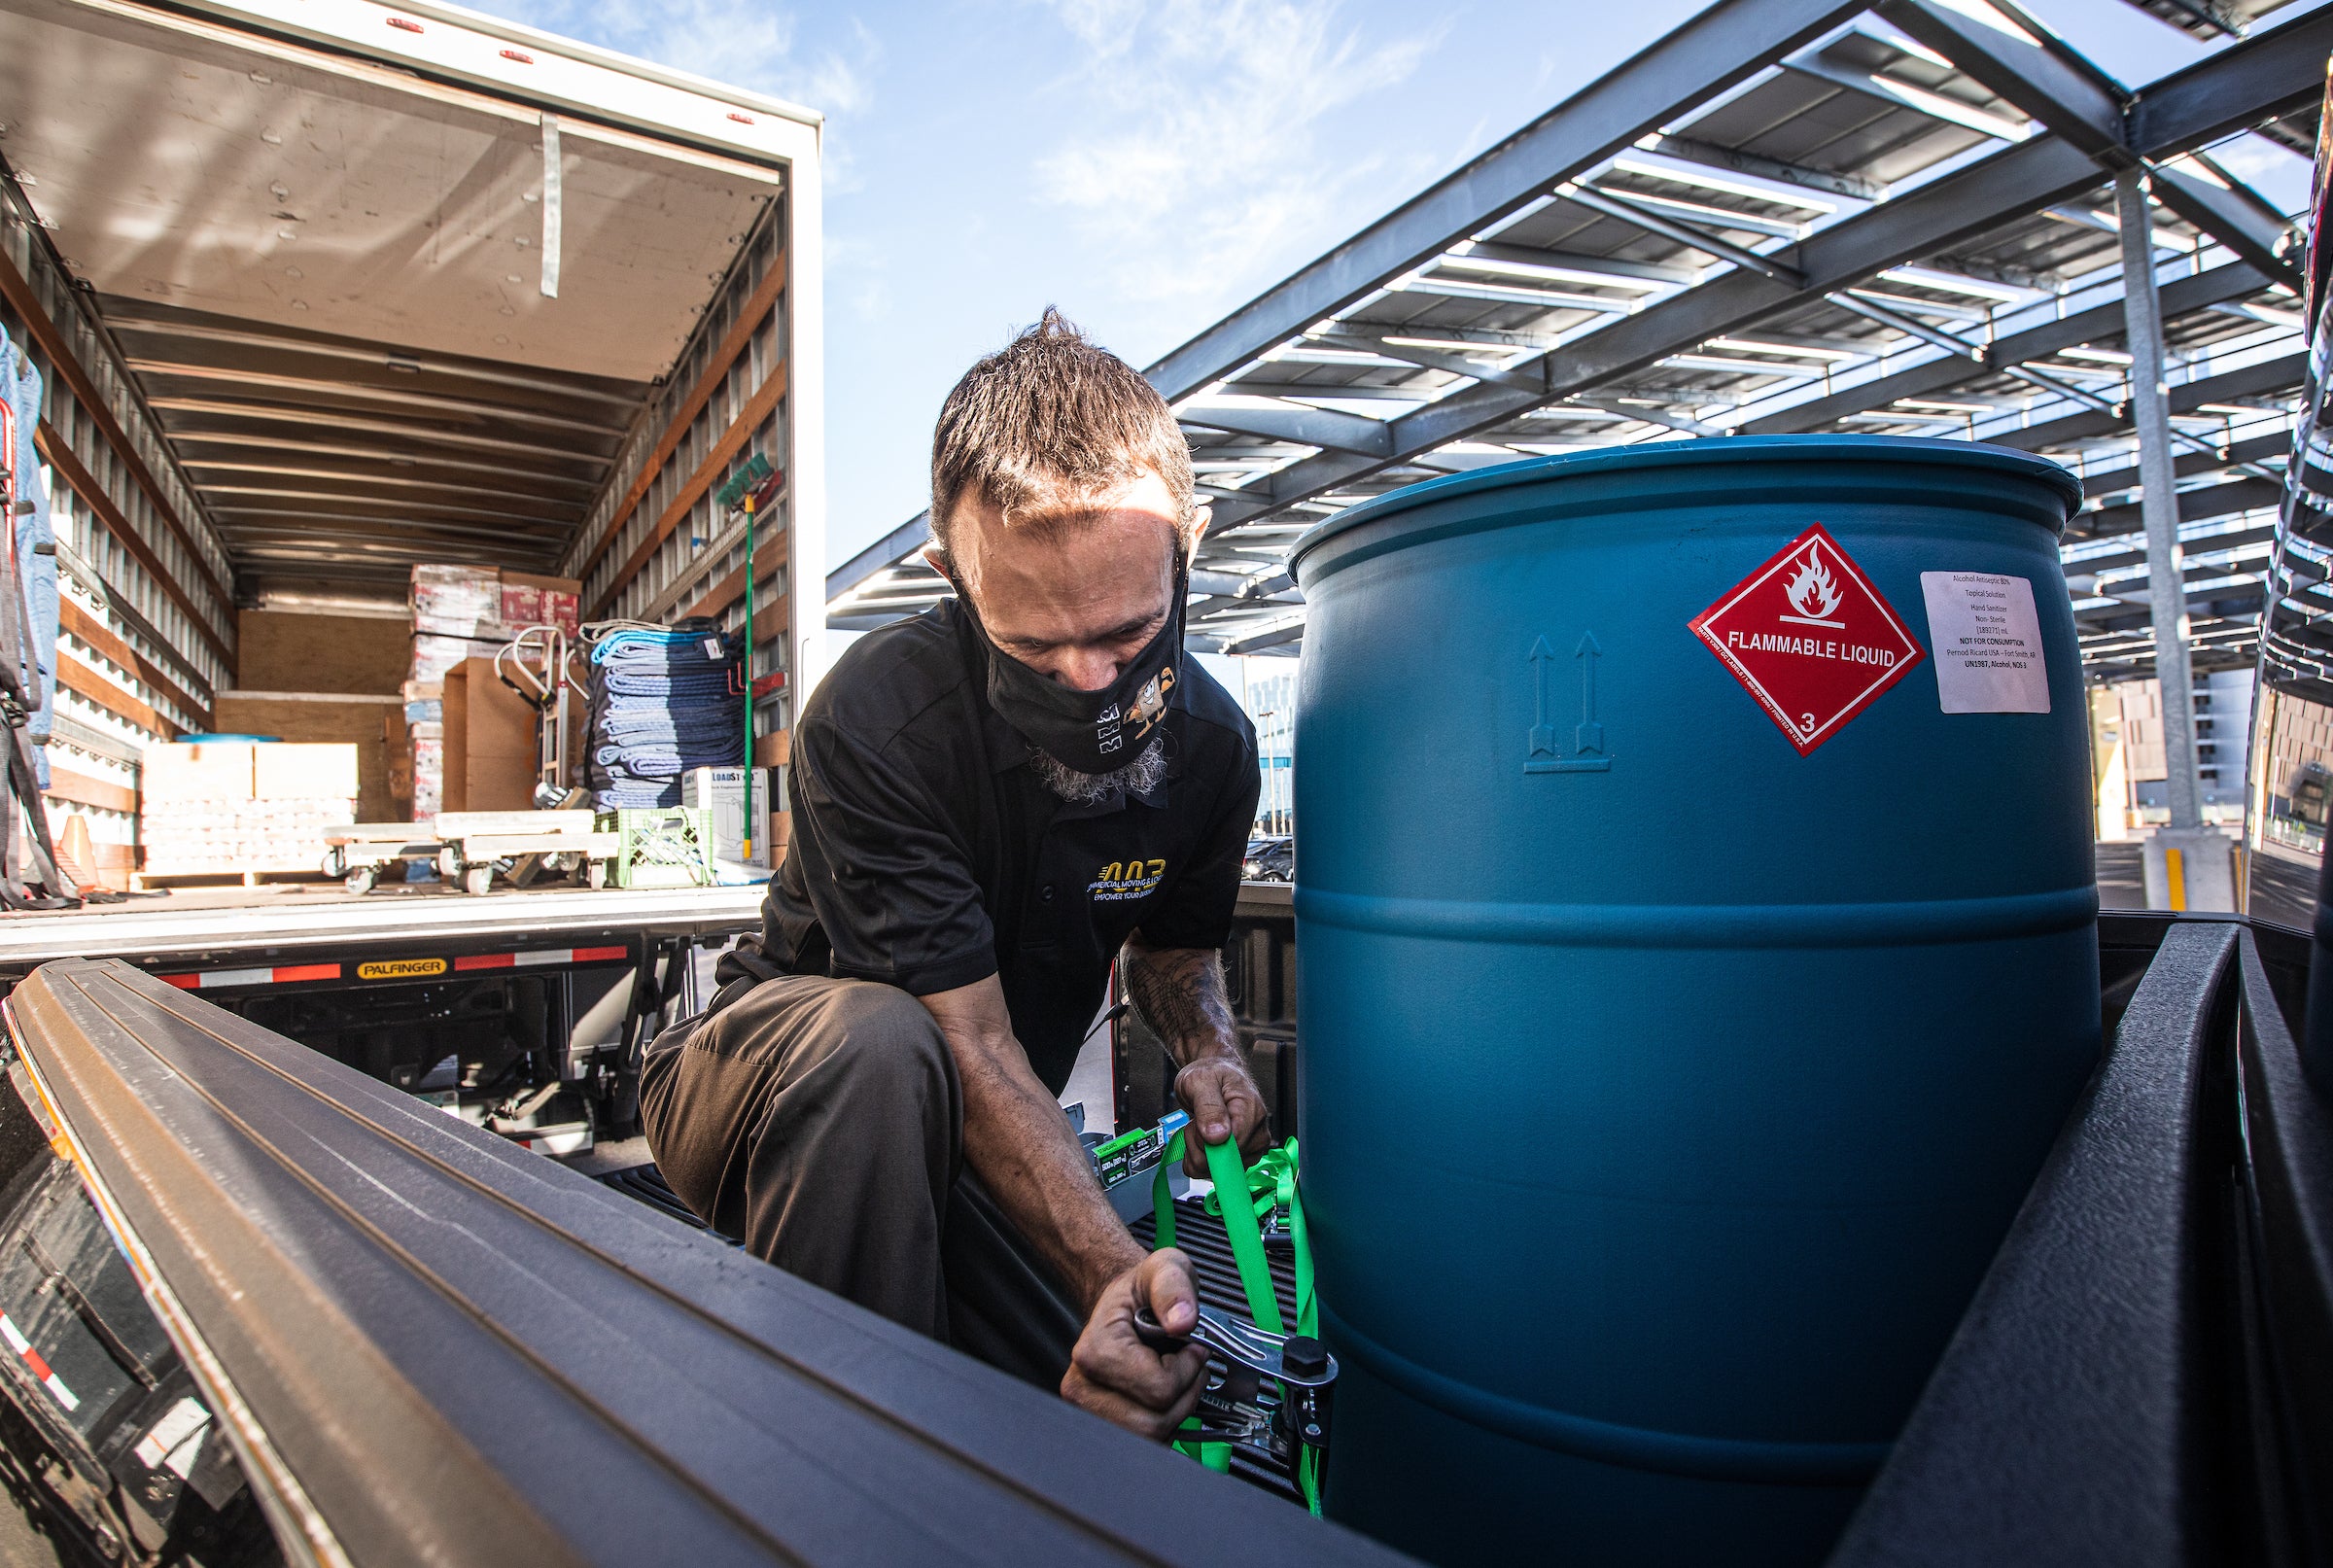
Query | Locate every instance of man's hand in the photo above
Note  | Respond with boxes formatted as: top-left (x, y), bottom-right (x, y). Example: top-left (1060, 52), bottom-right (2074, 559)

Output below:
top-left (1174, 1053), bottom-right (1271, 1177)
top-left (1062, 1249), bottom-right (1211, 1441)
top-left (1123, 938), bottom-right (1269, 1176)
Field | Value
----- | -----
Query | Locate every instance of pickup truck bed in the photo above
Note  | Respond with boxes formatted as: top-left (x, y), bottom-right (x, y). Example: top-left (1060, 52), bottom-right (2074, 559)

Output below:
top-left (0, 898), bottom-right (2324, 1566)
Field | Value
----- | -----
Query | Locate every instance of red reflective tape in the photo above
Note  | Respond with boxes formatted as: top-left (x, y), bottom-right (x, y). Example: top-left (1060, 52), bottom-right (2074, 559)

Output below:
top-left (158, 964), bottom-right (335, 988)
top-left (19, 1345), bottom-right (51, 1382)
top-left (459, 947), bottom-right (627, 969)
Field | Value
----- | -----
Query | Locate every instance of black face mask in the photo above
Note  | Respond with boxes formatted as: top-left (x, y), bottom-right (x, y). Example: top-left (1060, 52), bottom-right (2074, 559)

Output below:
top-left (952, 558), bottom-right (1187, 776)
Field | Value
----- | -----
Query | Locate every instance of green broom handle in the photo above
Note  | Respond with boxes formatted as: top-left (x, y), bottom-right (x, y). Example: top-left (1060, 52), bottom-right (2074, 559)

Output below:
top-left (743, 496), bottom-right (755, 860)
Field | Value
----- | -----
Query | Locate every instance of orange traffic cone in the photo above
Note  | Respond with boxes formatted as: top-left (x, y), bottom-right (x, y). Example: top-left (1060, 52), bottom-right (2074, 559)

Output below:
top-left (54, 815), bottom-right (101, 895)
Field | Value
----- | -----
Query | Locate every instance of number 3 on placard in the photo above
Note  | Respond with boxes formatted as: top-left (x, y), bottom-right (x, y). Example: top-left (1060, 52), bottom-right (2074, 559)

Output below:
top-left (1801, 714), bottom-right (1817, 732)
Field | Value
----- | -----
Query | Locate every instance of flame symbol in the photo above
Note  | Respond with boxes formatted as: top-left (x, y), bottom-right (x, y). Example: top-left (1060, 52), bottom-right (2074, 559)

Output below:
top-left (1785, 549), bottom-right (1842, 621)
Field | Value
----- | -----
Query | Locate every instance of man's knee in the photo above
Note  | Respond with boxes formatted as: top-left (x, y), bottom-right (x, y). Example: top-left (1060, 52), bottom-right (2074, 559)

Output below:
top-left (812, 982), bottom-right (951, 1099)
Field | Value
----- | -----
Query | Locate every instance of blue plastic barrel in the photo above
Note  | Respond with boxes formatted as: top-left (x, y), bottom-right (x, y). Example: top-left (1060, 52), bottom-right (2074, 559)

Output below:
top-left (1288, 436), bottom-right (2097, 1566)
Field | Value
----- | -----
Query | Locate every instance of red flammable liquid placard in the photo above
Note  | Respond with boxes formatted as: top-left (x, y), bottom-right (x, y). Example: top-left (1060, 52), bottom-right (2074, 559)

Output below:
top-left (1689, 525), bottom-right (1926, 755)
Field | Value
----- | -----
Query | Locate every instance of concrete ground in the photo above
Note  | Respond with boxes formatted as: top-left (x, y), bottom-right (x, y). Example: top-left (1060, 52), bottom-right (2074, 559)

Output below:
top-left (2095, 842), bottom-right (2144, 911)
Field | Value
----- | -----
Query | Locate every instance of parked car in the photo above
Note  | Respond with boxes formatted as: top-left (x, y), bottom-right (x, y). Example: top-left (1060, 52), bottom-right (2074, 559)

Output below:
top-left (1242, 835), bottom-right (1293, 882)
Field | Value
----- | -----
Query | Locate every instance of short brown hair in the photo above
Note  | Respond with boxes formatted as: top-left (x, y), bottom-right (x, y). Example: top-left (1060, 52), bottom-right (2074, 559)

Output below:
top-left (928, 307), bottom-right (1195, 559)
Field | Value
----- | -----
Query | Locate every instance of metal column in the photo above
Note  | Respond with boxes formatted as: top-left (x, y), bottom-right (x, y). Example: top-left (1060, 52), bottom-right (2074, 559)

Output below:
top-left (2116, 168), bottom-right (2205, 832)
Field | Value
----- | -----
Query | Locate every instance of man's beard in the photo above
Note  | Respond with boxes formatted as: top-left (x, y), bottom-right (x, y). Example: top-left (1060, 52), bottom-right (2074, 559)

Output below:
top-left (1028, 734), bottom-right (1167, 804)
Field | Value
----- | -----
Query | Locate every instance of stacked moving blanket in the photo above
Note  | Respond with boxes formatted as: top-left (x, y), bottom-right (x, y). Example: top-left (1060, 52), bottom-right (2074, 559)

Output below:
top-left (586, 621), bottom-right (744, 808)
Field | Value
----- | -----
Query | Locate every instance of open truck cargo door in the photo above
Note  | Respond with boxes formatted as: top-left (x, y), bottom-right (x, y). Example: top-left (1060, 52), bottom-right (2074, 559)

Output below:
top-left (0, 0), bottom-right (825, 775)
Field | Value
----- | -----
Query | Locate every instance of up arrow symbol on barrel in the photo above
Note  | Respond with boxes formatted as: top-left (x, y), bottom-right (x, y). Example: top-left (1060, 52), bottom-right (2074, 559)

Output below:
top-left (1575, 633), bottom-right (1604, 756)
top-left (1528, 637), bottom-right (1558, 759)
top-left (1526, 633), bottom-right (1614, 775)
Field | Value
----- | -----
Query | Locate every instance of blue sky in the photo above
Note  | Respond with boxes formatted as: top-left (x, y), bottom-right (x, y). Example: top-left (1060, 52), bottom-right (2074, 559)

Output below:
top-left (471, 0), bottom-right (2293, 574)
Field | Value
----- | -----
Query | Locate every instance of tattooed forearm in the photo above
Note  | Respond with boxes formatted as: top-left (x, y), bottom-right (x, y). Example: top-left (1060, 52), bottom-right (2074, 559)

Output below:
top-left (1123, 939), bottom-right (1238, 1067)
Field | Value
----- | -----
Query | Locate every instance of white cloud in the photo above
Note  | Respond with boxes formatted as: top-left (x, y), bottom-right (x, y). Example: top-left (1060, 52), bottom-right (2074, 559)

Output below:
top-left (2198, 132), bottom-right (2312, 221)
top-left (1030, 0), bottom-right (1443, 310)
top-left (480, 0), bottom-right (876, 121)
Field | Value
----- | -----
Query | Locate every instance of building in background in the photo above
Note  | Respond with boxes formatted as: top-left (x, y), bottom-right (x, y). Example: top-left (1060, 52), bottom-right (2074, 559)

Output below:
top-left (1197, 653), bottom-right (1295, 836)
top-left (2097, 671), bottom-right (2254, 837)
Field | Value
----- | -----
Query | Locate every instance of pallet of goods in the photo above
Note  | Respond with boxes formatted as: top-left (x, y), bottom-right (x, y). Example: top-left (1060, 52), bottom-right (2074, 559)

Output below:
top-left (405, 565), bottom-right (579, 819)
top-left (136, 742), bottom-right (360, 886)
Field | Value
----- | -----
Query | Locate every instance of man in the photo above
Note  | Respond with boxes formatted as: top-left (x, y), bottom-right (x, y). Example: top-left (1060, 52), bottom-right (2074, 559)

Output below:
top-left (643, 310), bottom-right (1269, 1440)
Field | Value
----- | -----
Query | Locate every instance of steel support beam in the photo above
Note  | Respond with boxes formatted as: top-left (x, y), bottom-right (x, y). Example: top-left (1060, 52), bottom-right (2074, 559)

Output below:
top-left (1572, 399), bottom-right (1728, 436)
top-left (1829, 292), bottom-right (1987, 359)
top-left (1459, 242), bottom-right (1698, 285)
top-left (2118, 169), bottom-right (2205, 831)
top-left (1311, 330), bottom-right (1550, 395)
top-left (1876, 0), bottom-right (2131, 163)
top-left (1743, 260), bottom-right (2270, 434)
top-left (1557, 183), bottom-right (1805, 282)
top-left (1882, 0), bottom-right (2303, 296)
top-left (1179, 403), bottom-right (1396, 458)
top-left (1639, 133), bottom-right (1884, 201)
top-left (2145, 160), bottom-right (2304, 293)
top-left (1142, 0), bottom-right (1866, 402)
top-left (2125, 6), bottom-right (2332, 152)
top-left (828, 511), bottom-right (934, 599)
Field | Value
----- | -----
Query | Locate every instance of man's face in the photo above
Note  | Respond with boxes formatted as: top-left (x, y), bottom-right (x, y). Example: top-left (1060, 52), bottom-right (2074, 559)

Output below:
top-left (928, 469), bottom-right (1207, 693)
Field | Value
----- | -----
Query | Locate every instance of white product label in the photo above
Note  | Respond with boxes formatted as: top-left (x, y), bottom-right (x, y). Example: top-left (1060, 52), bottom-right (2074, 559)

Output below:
top-left (1920, 571), bottom-right (2049, 714)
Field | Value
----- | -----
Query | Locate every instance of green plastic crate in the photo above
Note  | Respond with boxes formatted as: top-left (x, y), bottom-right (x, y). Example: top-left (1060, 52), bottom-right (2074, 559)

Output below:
top-left (602, 807), bottom-right (714, 889)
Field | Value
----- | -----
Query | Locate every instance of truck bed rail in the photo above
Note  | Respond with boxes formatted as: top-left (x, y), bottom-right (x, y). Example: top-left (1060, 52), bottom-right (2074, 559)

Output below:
top-left (1831, 917), bottom-right (2333, 1564)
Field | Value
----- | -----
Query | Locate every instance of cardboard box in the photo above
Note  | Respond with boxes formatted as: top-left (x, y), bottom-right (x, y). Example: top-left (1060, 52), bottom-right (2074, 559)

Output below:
top-left (139, 742), bottom-right (358, 871)
top-left (142, 743), bottom-right (254, 802)
top-left (410, 633), bottom-right (504, 684)
top-left (442, 658), bottom-right (541, 814)
top-left (504, 572), bottom-right (580, 637)
top-left (410, 564), bottom-right (502, 639)
top-left (253, 744), bottom-right (359, 801)
top-left (684, 767), bottom-right (779, 867)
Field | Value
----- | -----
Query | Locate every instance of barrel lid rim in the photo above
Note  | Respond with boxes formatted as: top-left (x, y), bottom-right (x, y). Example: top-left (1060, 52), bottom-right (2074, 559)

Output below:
top-left (1286, 435), bottom-right (2083, 584)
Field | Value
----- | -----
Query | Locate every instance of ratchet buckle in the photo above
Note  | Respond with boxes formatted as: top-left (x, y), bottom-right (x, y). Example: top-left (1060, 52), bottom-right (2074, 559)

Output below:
top-left (1133, 1301), bottom-right (1336, 1468)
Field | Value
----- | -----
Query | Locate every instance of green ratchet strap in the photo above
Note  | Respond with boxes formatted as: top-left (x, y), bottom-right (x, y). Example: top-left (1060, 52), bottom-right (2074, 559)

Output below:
top-left (1151, 1129), bottom-right (1323, 1513)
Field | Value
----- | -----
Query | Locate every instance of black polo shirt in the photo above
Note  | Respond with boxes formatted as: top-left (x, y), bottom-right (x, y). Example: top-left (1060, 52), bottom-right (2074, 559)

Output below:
top-left (718, 600), bottom-right (1261, 1095)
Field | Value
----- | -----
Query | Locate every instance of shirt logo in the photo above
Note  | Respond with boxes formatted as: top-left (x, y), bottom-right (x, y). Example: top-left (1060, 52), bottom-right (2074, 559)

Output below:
top-left (1088, 857), bottom-right (1166, 903)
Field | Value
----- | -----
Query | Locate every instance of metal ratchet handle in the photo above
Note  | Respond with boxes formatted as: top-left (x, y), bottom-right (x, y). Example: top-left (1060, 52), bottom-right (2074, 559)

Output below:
top-left (1131, 1303), bottom-right (1338, 1389)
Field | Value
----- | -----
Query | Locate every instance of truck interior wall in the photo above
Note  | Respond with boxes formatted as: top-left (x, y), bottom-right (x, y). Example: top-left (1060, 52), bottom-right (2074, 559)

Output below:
top-left (218, 609), bottom-right (404, 823)
top-left (233, 610), bottom-right (406, 697)
top-left (563, 206), bottom-right (797, 745)
top-left (0, 191), bottom-right (235, 687)
top-left (0, 190), bottom-right (241, 886)
top-left (208, 697), bottom-right (397, 825)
